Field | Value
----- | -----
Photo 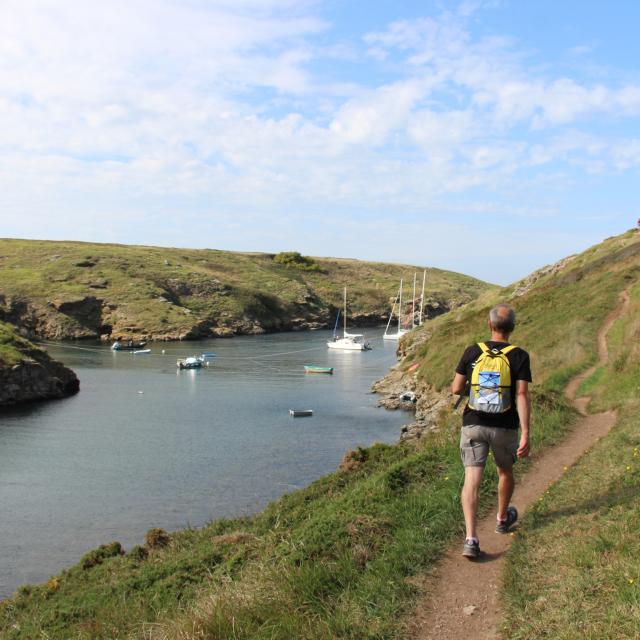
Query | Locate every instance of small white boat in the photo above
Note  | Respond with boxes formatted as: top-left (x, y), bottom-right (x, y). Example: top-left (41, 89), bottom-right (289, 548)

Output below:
top-left (289, 409), bottom-right (313, 417)
top-left (401, 391), bottom-right (417, 403)
top-left (177, 356), bottom-right (205, 370)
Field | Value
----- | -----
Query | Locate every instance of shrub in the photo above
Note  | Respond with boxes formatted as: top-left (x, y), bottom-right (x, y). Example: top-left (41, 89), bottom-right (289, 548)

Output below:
top-left (128, 545), bottom-right (149, 561)
top-left (273, 251), bottom-right (321, 271)
top-left (145, 528), bottom-right (170, 549)
top-left (80, 541), bottom-right (123, 570)
top-left (339, 446), bottom-right (369, 472)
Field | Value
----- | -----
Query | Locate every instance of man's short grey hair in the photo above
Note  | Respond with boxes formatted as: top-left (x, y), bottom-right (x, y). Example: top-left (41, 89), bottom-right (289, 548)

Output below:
top-left (489, 304), bottom-right (516, 333)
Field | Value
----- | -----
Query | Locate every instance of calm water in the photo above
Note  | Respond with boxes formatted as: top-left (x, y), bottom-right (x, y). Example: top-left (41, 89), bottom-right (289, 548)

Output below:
top-left (0, 330), bottom-right (405, 599)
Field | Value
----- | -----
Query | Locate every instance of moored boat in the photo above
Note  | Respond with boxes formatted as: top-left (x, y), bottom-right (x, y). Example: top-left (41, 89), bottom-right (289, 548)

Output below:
top-left (304, 365), bottom-right (334, 374)
top-left (177, 356), bottom-right (204, 370)
top-left (289, 409), bottom-right (314, 417)
top-left (383, 280), bottom-right (408, 341)
top-left (327, 288), bottom-right (372, 351)
top-left (111, 340), bottom-right (147, 351)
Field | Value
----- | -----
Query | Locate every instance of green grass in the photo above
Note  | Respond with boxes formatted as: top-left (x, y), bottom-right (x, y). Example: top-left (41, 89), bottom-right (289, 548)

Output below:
top-left (502, 269), bottom-right (640, 639)
top-left (503, 402), bottom-right (640, 639)
top-left (1, 230), bottom-right (639, 639)
top-left (0, 238), bottom-right (492, 340)
top-left (0, 320), bottom-right (41, 366)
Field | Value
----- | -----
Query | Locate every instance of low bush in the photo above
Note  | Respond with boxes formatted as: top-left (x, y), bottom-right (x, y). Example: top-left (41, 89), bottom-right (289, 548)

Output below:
top-left (80, 541), bottom-right (123, 570)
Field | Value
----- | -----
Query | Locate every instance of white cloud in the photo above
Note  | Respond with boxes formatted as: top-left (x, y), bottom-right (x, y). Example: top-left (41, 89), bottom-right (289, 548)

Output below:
top-left (0, 1), bottom-right (638, 283)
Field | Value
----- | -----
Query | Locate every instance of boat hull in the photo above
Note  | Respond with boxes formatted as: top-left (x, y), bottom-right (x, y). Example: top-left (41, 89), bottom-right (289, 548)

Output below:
top-left (111, 342), bottom-right (147, 351)
top-left (327, 341), bottom-right (366, 351)
top-left (382, 331), bottom-right (407, 341)
top-left (304, 366), bottom-right (334, 374)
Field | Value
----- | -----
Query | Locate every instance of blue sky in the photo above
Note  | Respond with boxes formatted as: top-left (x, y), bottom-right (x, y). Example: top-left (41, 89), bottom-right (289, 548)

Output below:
top-left (1, 0), bottom-right (638, 284)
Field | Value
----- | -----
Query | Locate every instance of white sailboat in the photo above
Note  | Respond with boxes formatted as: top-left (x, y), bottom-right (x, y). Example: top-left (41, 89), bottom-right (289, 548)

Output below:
top-left (327, 288), bottom-right (372, 351)
top-left (383, 279), bottom-right (409, 341)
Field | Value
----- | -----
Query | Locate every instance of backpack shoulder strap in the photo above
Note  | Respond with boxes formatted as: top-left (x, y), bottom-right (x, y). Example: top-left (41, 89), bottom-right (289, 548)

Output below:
top-left (501, 344), bottom-right (517, 355)
top-left (477, 342), bottom-right (490, 353)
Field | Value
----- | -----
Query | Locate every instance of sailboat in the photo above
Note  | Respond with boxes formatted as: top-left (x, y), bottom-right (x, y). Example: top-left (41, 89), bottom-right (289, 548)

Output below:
top-left (383, 279), bottom-right (409, 341)
top-left (327, 288), bottom-right (372, 351)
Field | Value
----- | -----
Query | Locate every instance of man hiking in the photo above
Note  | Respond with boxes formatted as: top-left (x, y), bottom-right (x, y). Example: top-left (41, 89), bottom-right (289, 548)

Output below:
top-left (451, 303), bottom-right (532, 559)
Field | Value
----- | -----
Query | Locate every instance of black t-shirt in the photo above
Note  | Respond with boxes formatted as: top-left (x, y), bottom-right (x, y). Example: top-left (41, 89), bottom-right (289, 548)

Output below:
top-left (455, 341), bottom-right (532, 430)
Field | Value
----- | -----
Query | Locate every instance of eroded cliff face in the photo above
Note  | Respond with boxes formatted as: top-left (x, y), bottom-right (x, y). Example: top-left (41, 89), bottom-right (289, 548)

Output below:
top-left (0, 347), bottom-right (79, 408)
top-left (0, 294), bottom-right (454, 342)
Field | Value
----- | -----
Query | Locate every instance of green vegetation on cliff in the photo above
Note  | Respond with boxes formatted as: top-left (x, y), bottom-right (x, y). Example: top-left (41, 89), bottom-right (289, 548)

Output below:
top-left (1, 231), bottom-right (638, 639)
top-left (0, 319), bottom-right (80, 406)
top-left (0, 239), bottom-right (491, 341)
top-left (0, 320), bottom-right (32, 366)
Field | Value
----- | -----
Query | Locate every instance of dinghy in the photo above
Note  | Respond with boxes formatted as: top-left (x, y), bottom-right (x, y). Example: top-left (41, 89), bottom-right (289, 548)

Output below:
top-left (304, 365), bottom-right (333, 374)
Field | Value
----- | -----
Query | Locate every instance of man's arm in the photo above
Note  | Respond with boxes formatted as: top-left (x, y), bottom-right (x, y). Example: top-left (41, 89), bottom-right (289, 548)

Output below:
top-left (452, 372), bottom-right (467, 395)
top-left (516, 379), bottom-right (531, 458)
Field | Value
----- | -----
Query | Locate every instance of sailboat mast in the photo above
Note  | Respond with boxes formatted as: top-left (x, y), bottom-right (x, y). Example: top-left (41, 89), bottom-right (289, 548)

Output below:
top-left (398, 279), bottom-right (403, 332)
top-left (419, 270), bottom-right (426, 325)
top-left (412, 272), bottom-right (417, 329)
top-left (343, 287), bottom-right (347, 335)
top-left (384, 289), bottom-right (397, 335)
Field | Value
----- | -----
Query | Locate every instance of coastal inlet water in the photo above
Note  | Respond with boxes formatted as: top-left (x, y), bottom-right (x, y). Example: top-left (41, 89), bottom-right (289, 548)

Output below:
top-left (0, 330), bottom-right (408, 599)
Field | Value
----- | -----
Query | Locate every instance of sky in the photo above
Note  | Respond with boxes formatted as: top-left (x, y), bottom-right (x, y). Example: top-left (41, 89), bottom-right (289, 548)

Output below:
top-left (1, 0), bottom-right (639, 284)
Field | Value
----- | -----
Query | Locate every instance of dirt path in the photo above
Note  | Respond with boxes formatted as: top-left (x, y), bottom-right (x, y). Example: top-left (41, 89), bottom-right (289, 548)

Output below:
top-left (408, 290), bottom-right (630, 640)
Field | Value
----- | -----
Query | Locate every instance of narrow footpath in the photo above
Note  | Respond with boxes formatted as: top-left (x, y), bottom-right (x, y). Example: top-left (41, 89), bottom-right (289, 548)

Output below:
top-left (408, 290), bottom-right (630, 640)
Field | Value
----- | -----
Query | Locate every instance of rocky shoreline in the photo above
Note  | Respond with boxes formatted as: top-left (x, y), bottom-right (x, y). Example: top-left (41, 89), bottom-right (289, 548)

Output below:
top-left (0, 317), bottom-right (79, 408)
top-left (0, 350), bottom-right (79, 408)
top-left (0, 294), bottom-right (453, 343)
top-left (372, 363), bottom-right (452, 442)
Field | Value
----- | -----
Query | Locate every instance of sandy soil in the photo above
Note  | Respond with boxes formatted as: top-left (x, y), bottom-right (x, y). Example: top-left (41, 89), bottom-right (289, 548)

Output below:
top-left (408, 290), bottom-right (630, 640)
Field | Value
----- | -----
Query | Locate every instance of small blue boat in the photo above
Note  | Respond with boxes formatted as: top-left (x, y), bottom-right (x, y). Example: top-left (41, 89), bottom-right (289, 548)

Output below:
top-left (304, 365), bottom-right (333, 374)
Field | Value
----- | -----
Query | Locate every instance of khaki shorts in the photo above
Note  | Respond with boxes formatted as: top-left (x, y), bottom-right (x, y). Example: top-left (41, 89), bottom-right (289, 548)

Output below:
top-left (460, 425), bottom-right (519, 469)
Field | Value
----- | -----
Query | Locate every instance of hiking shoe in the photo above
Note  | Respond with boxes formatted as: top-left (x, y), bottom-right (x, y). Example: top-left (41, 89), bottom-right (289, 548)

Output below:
top-left (462, 538), bottom-right (480, 559)
top-left (495, 506), bottom-right (518, 534)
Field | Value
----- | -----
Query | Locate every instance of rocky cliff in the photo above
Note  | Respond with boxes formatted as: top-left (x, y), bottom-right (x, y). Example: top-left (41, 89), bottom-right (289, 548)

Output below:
top-left (372, 363), bottom-right (452, 442)
top-left (0, 239), bottom-right (493, 342)
top-left (0, 321), bottom-right (79, 407)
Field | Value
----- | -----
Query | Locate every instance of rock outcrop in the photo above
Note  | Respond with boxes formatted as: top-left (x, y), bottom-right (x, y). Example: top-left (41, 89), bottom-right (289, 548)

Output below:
top-left (372, 364), bottom-right (452, 442)
top-left (0, 336), bottom-right (79, 408)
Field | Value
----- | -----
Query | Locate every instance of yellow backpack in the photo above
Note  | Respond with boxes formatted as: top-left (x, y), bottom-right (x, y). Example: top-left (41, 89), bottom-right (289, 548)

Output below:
top-left (468, 343), bottom-right (517, 414)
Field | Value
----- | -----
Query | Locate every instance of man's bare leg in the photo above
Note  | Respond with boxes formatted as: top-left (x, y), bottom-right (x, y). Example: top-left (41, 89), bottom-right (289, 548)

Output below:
top-left (461, 466), bottom-right (484, 539)
top-left (496, 466), bottom-right (515, 521)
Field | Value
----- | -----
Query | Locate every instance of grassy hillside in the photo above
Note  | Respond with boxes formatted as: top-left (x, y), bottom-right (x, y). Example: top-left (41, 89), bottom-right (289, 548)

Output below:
top-left (0, 230), bottom-right (638, 639)
top-left (0, 239), bottom-right (491, 341)
top-left (502, 277), bottom-right (640, 638)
